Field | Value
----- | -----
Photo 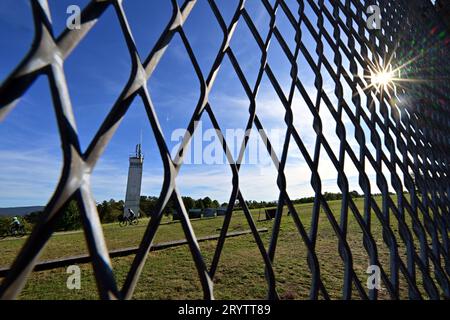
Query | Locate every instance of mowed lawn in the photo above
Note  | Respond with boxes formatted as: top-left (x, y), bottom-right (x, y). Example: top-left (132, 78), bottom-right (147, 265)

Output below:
top-left (0, 195), bottom-right (434, 300)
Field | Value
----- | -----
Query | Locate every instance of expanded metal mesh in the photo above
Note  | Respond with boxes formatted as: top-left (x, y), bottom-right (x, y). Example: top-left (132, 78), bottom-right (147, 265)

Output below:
top-left (0, 0), bottom-right (449, 300)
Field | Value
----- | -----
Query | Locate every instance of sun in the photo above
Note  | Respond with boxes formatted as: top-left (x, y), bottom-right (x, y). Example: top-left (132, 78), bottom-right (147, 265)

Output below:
top-left (371, 70), bottom-right (394, 87)
top-left (363, 63), bottom-right (399, 94)
top-left (369, 65), bottom-right (396, 92)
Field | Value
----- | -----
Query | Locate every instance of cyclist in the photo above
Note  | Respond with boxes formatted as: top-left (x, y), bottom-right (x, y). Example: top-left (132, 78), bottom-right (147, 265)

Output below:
top-left (127, 208), bottom-right (136, 221)
top-left (10, 216), bottom-right (21, 232)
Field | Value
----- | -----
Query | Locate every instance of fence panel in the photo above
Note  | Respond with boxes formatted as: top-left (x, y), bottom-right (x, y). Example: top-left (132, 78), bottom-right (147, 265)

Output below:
top-left (0, 0), bottom-right (449, 300)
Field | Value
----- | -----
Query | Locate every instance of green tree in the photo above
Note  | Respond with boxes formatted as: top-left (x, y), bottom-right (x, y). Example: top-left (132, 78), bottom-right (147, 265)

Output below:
top-left (349, 190), bottom-right (360, 199)
top-left (0, 216), bottom-right (9, 234)
top-left (97, 200), bottom-right (117, 223)
top-left (24, 210), bottom-right (44, 224)
top-left (194, 199), bottom-right (204, 209)
top-left (202, 197), bottom-right (212, 208)
top-left (140, 196), bottom-right (158, 217)
top-left (55, 200), bottom-right (82, 231)
top-left (182, 196), bottom-right (195, 211)
top-left (211, 200), bottom-right (220, 208)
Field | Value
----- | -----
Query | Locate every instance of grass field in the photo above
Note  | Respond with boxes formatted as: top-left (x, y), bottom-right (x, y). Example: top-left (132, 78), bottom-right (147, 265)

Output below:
top-left (0, 195), bottom-right (437, 300)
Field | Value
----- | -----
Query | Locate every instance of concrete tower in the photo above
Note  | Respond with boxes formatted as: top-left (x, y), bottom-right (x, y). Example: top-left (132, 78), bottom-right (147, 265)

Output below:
top-left (123, 144), bottom-right (144, 218)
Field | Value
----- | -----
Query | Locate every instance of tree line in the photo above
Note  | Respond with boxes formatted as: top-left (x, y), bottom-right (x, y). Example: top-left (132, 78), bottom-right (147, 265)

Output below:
top-left (0, 196), bottom-right (228, 232)
top-left (1, 191), bottom-right (368, 233)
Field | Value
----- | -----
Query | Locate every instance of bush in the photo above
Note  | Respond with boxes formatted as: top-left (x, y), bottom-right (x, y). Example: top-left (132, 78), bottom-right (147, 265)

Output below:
top-left (97, 199), bottom-right (123, 223)
top-left (24, 210), bottom-right (43, 224)
top-left (0, 216), bottom-right (9, 234)
top-left (55, 200), bottom-right (82, 231)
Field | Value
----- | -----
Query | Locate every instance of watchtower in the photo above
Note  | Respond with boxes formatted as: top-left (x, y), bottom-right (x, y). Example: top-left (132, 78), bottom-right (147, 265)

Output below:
top-left (123, 144), bottom-right (144, 217)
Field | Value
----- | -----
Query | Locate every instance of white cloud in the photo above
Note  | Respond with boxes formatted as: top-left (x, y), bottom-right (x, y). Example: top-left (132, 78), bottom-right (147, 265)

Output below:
top-left (0, 149), bottom-right (62, 206)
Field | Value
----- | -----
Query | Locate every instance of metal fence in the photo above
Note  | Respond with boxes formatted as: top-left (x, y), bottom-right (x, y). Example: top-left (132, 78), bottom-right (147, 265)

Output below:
top-left (0, 0), bottom-right (449, 300)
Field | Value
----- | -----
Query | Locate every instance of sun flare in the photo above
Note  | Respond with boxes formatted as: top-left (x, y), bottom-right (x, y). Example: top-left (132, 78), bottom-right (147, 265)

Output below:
top-left (364, 63), bottom-right (400, 94)
top-left (371, 70), bottom-right (394, 87)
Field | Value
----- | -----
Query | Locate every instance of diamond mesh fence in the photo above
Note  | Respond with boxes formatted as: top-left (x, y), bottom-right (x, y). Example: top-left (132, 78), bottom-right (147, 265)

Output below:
top-left (0, 0), bottom-right (449, 300)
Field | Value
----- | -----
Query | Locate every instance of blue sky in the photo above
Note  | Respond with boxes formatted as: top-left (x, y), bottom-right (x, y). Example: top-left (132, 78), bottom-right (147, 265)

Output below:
top-left (0, 0), bottom-right (387, 207)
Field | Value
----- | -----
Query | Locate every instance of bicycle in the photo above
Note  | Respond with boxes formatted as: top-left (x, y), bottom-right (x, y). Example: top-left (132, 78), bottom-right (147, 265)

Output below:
top-left (118, 215), bottom-right (139, 227)
top-left (0, 225), bottom-right (26, 239)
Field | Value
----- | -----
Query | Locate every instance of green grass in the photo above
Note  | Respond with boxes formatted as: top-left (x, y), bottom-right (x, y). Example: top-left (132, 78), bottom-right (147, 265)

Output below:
top-left (0, 195), bottom-right (440, 300)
